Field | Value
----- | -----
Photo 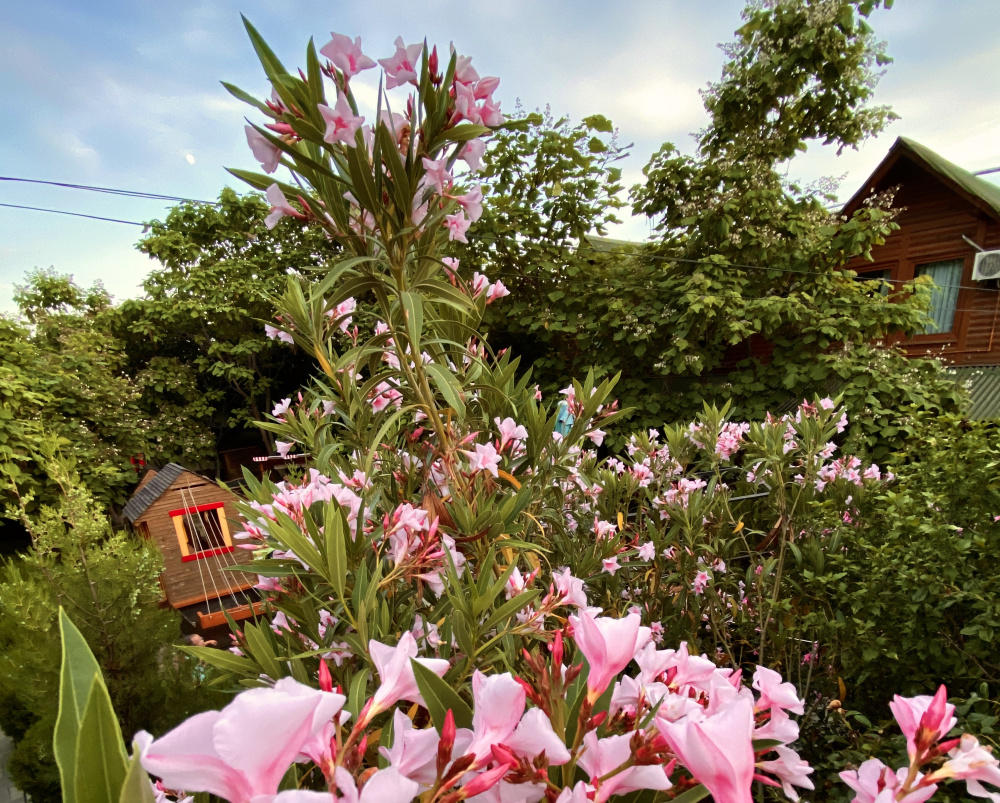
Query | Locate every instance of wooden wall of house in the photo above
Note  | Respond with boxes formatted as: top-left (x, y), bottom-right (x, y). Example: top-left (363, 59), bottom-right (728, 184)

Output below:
top-left (135, 471), bottom-right (256, 609)
top-left (844, 157), bottom-right (1000, 366)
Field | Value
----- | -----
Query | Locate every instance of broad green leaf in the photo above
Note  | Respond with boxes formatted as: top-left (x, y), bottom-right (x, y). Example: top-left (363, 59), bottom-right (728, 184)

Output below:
top-left (411, 659), bottom-right (473, 730)
top-left (55, 608), bottom-right (103, 803)
top-left (74, 676), bottom-right (128, 803)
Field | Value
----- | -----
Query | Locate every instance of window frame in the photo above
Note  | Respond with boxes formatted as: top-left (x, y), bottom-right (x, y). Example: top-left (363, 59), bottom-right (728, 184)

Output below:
top-left (168, 502), bottom-right (235, 562)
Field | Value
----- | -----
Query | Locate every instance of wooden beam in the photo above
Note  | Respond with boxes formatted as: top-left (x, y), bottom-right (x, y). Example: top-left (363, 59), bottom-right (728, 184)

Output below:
top-left (197, 601), bottom-right (268, 630)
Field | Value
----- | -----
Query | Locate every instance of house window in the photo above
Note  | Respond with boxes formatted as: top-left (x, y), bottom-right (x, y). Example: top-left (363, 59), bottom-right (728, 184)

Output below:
top-left (168, 502), bottom-right (234, 562)
top-left (855, 268), bottom-right (892, 297)
top-left (914, 259), bottom-right (963, 334)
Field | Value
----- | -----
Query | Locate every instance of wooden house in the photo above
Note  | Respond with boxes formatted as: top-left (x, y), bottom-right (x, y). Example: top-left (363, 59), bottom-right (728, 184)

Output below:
top-left (123, 463), bottom-right (265, 631)
top-left (841, 138), bottom-right (1000, 416)
top-left (844, 137), bottom-right (1000, 418)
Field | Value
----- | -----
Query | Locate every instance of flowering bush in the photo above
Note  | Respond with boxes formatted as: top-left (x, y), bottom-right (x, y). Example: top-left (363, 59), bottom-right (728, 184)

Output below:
top-left (53, 23), bottom-right (1000, 803)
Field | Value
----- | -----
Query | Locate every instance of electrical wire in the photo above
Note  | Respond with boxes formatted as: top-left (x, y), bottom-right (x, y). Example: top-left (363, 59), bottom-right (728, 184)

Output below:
top-left (1, 175), bottom-right (996, 295)
top-left (0, 176), bottom-right (217, 205)
top-left (0, 202), bottom-right (146, 226)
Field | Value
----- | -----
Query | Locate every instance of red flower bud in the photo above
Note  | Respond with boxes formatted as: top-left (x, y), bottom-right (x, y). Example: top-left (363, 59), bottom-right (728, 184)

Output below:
top-left (491, 743), bottom-right (518, 767)
top-left (438, 709), bottom-right (456, 775)
top-left (460, 763), bottom-right (511, 798)
top-left (318, 658), bottom-right (333, 693)
top-left (551, 630), bottom-right (564, 669)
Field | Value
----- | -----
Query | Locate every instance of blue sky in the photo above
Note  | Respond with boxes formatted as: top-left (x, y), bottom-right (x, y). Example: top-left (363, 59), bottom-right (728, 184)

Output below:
top-left (3, 0), bottom-right (1000, 311)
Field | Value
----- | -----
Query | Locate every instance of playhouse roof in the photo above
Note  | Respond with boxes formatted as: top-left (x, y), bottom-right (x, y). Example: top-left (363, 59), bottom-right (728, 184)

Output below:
top-left (122, 463), bottom-right (189, 523)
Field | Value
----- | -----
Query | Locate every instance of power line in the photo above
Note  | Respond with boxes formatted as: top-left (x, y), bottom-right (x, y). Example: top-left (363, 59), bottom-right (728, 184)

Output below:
top-left (0, 174), bottom-right (996, 295)
top-left (0, 176), bottom-right (217, 205)
top-left (0, 202), bottom-right (146, 226)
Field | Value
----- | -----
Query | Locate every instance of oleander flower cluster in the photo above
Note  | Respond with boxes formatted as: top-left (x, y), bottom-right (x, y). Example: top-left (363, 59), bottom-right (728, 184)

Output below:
top-left (140, 607), bottom-right (817, 803)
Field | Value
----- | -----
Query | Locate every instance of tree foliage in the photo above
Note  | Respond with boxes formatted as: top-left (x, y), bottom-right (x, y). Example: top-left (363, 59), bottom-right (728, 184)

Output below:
top-left (113, 188), bottom-right (340, 463)
top-left (460, 0), bottom-right (958, 458)
top-left (0, 465), bottom-right (220, 802)
top-left (0, 273), bottom-right (144, 521)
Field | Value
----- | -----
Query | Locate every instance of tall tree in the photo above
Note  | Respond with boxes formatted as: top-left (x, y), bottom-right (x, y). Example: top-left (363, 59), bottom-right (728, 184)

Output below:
top-left (113, 188), bottom-right (342, 465)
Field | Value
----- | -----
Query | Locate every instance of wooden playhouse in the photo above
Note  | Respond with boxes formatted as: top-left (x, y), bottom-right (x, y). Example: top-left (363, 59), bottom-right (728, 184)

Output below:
top-left (123, 463), bottom-right (266, 631)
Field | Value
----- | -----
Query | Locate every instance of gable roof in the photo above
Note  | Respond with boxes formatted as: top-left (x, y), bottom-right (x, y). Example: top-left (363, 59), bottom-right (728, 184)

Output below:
top-left (843, 137), bottom-right (1000, 221)
top-left (122, 463), bottom-right (188, 523)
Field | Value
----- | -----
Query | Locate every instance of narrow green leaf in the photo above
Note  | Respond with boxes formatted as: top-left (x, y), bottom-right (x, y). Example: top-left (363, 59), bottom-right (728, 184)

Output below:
top-left (425, 363), bottom-right (466, 419)
top-left (324, 503), bottom-right (348, 599)
top-left (668, 785), bottom-right (710, 803)
top-left (400, 290), bottom-right (424, 355)
top-left (347, 668), bottom-right (370, 721)
top-left (410, 659), bottom-right (473, 730)
top-left (481, 589), bottom-right (540, 634)
top-left (119, 748), bottom-right (157, 803)
top-left (243, 623), bottom-right (283, 680)
top-left (179, 646), bottom-right (258, 677)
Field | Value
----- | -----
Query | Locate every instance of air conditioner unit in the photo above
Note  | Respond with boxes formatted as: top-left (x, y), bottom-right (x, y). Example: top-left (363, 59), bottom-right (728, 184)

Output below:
top-left (972, 250), bottom-right (1000, 281)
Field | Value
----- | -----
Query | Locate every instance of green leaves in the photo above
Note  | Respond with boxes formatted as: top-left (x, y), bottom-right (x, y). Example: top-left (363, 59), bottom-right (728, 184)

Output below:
top-left (54, 608), bottom-right (134, 803)
top-left (411, 659), bottom-right (474, 730)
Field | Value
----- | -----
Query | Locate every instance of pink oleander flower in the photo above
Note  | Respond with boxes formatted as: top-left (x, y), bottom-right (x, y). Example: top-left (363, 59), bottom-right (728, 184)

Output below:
top-left (272, 398), bottom-right (292, 417)
top-left (577, 731), bottom-right (672, 802)
top-left (758, 745), bottom-right (814, 801)
top-left (379, 37), bottom-right (423, 89)
top-left (319, 93), bottom-right (365, 146)
top-left (569, 610), bottom-right (644, 701)
top-left (379, 709), bottom-right (443, 786)
top-left (421, 157), bottom-right (453, 194)
top-left (445, 212), bottom-right (471, 243)
top-left (753, 666), bottom-right (805, 715)
top-left (454, 185), bottom-right (484, 222)
top-left (495, 416), bottom-right (528, 452)
top-left (637, 542), bottom-right (656, 562)
top-left (553, 567), bottom-right (589, 608)
top-left (602, 556), bottom-right (621, 575)
top-left (320, 33), bottom-right (376, 77)
top-left (692, 570), bottom-right (710, 595)
top-left (928, 733), bottom-right (1000, 800)
top-left (657, 695), bottom-right (756, 803)
top-left (461, 139), bottom-right (487, 171)
top-left (470, 272), bottom-right (489, 297)
top-left (588, 429), bottom-right (606, 447)
top-left (245, 125), bottom-right (281, 173)
top-left (889, 685), bottom-right (956, 761)
top-left (466, 671), bottom-right (525, 764)
top-left (485, 280), bottom-right (510, 304)
top-left (265, 323), bottom-right (294, 344)
top-left (463, 442), bottom-right (501, 477)
top-left (840, 758), bottom-right (937, 803)
top-left (334, 766), bottom-right (420, 803)
top-left (136, 678), bottom-right (345, 802)
top-left (276, 440), bottom-right (293, 458)
top-left (265, 183), bottom-right (298, 229)
top-left (505, 707), bottom-right (572, 765)
top-left (369, 632), bottom-right (449, 716)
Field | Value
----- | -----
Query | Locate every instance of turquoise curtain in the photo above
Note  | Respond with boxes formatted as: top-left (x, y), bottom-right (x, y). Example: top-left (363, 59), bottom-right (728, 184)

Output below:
top-left (915, 259), bottom-right (963, 333)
